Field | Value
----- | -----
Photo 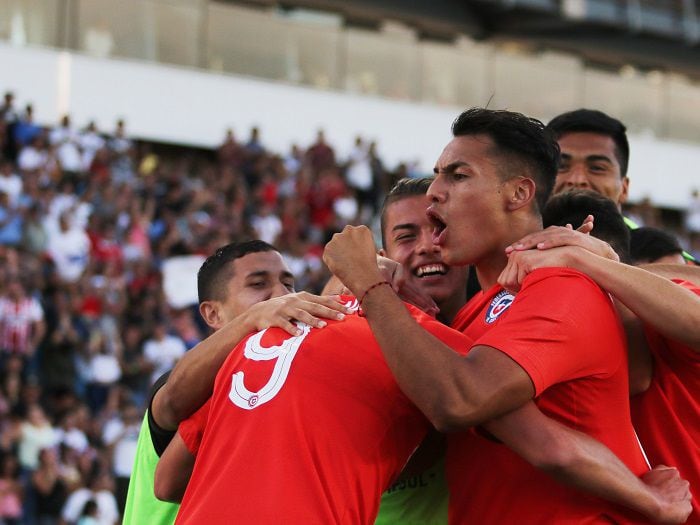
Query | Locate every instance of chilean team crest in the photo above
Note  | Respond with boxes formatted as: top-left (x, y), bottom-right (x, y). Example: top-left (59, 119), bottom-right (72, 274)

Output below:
top-left (485, 290), bottom-right (515, 324)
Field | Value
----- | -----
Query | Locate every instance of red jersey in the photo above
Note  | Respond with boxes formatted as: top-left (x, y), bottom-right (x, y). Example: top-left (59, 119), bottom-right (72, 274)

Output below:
top-left (449, 268), bottom-right (649, 524)
top-left (176, 298), bottom-right (470, 525)
top-left (631, 279), bottom-right (700, 524)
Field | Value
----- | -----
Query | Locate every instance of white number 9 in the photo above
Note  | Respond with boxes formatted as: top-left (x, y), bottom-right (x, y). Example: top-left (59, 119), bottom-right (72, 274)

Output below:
top-left (229, 323), bottom-right (311, 410)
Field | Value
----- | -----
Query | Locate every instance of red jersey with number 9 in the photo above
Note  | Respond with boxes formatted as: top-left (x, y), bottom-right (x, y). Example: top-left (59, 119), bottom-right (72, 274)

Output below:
top-left (176, 297), bottom-right (470, 524)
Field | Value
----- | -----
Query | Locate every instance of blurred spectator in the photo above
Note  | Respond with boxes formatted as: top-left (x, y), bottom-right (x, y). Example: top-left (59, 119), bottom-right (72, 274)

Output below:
top-left (31, 448), bottom-right (68, 525)
top-left (49, 116), bottom-right (83, 189)
top-left (108, 120), bottom-right (135, 185)
top-left (250, 204), bottom-right (282, 245)
top-left (79, 122), bottom-right (106, 174)
top-left (217, 129), bottom-right (243, 170)
top-left (60, 468), bottom-right (118, 525)
top-left (55, 407), bottom-right (90, 456)
top-left (116, 324), bottom-right (151, 408)
top-left (21, 203), bottom-right (48, 256)
top-left (46, 213), bottom-right (90, 283)
top-left (13, 104), bottom-right (41, 149)
top-left (16, 134), bottom-right (48, 175)
top-left (0, 274), bottom-right (45, 376)
top-left (101, 403), bottom-right (140, 514)
top-left (0, 192), bottom-right (23, 247)
top-left (306, 130), bottom-right (335, 175)
top-left (0, 162), bottom-right (22, 207)
top-left (1, 92), bottom-right (19, 162)
top-left (0, 452), bottom-right (23, 524)
top-left (142, 322), bottom-right (186, 385)
top-left (244, 126), bottom-right (265, 157)
top-left (17, 405), bottom-right (57, 472)
top-left (85, 333), bottom-right (121, 415)
top-left (344, 136), bottom-right (375, 221)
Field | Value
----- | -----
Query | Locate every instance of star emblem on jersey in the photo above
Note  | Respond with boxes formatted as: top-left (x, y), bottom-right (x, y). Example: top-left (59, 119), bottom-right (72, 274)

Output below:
top-left (485, 291), bottom-right (515, 324)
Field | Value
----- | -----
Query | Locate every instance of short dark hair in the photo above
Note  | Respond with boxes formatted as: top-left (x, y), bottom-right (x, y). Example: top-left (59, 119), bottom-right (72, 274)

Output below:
top-left (380, 177), bottom-right (433, 248)
top-left (543, 190), bottom-right (631, 262)
top-left (629, 227), bottom-right (684, 264)
top-left (547, 109), bottom-right (629, 177)
top-left (451, 108), bottom-right (559, 214)
top-left (197, 240), bottom-right (277, 303)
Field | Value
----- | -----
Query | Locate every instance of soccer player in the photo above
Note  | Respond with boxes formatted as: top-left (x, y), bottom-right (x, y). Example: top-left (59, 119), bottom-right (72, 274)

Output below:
top-left (323, 108), bottom-right (689, 523)
top-left (169, 295), bottom-right (471, 523)
top-left (547, 108), bottom-right (696, 264)
top-left (122, 240), bottom-right (347, 524)
top-left (500, 189), bottom-right (700, 522)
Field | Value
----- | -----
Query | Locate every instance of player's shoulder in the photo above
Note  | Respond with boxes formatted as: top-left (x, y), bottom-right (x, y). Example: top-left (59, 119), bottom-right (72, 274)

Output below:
top-left (521, 266), bottom-right (605, 295)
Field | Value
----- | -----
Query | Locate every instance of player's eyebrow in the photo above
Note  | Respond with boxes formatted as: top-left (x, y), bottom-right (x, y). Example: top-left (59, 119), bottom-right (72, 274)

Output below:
top-left (433, 161), bottom-right (470, 174)
top-left (585, 154), bottom-right (614, 164)
top-left (245, 270), bottom-right (270, 279)
top-left (392, 223), bottom-right (417, 232)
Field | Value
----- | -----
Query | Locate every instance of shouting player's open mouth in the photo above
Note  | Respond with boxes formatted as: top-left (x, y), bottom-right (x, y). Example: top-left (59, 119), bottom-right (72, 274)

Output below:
top-left (427, 209), bottom-right (447, 246)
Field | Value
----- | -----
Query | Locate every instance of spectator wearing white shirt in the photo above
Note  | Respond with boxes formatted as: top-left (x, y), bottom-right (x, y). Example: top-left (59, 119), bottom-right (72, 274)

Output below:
top-left (61, 468), bottom-right (119, 525)
top-left (49, 116), bottom-right (83, 186)
top-left (18, 405), bottom-right (57, 472)
top-left (79, 121), bottom-right (106, 173)
top-left (142, 322), bottom-right (186, 385)
top-left (46, 213), bottom-right (90, 283)
top-left (0, 161), bottom-right (22, 207)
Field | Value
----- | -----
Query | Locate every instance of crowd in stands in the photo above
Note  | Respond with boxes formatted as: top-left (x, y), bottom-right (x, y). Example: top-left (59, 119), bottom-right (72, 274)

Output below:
top-left (0, 88), bottom-right (697, 524)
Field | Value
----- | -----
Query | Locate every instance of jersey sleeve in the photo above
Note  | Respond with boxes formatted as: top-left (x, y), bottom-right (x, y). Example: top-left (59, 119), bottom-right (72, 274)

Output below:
top-left (178, 399), bottom-right (211, 456)
top-left (476, 268), bottom-right (624, 396)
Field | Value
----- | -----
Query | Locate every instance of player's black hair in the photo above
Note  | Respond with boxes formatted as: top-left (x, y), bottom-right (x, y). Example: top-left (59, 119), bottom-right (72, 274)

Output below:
top-left (629, 227), bottom-right (684, 264)
top-left (380, 177), bottom-right (433, 249)
top-left (197, 240), bottom-right (277, 303)
top-left (451, 108), bottom-right (560, 214)
top-left (547, 109), bottom-right (629, 177)
top-left (543, 190), bottom-right (631, 263)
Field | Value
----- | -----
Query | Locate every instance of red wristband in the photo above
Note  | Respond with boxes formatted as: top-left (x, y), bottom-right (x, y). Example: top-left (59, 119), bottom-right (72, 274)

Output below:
top-left (359, 280), bottom-right (391, 308)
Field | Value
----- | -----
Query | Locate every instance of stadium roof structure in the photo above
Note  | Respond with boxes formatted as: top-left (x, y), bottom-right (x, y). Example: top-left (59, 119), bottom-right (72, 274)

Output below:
top-left (237, 0), bottom-right (700, 79)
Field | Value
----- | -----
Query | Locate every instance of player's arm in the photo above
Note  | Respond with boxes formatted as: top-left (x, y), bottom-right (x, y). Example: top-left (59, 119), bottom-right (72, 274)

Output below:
top-left (499, 246), bottom-right (700, 352)
top-left (153, 293), bottom-right (350, 431)
top-left (324, 226), bottom-right (535, 431)
top-left (485, 403), bottom-right (691, 524)
top-left (154, 433), bottom-right (194, 503)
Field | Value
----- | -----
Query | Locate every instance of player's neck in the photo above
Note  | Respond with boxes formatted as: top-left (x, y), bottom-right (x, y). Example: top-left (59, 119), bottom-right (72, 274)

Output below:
top-left (476, 215), bottom-right (543, 290)
top-left (436, 288), bottom-right (468, 325)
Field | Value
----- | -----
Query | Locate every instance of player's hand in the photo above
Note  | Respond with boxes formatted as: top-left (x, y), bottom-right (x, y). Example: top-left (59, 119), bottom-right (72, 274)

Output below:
top-left (641, 465), bottom-right (692, 524)
top-left (376, 256), bottom-right (439, 317)
top-left (505, 216), bottom-right (619, 262)
top-left (323, 226), bottom-right (384, 295)
top-left (498, 247), bottom-right (576, 293)
top-left (242, 292), bottom-right (352, 336)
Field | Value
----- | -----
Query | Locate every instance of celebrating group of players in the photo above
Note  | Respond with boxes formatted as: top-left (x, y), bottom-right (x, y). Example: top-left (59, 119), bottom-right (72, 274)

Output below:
top-left (123, 108), bottom-right (700, 524)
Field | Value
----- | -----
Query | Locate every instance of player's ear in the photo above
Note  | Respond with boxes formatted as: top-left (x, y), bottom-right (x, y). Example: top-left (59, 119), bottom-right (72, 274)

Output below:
top-left (199, 301), bottom-right (222, 330)
top-left (506, 176), bottom-right (536, 211)
top-left (378, 248), bottom-right (387, 257)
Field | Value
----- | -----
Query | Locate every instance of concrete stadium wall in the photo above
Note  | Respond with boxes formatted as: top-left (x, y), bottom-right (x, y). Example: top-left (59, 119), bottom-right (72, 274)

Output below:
top-left (1, 43), bottom-right (697, 209)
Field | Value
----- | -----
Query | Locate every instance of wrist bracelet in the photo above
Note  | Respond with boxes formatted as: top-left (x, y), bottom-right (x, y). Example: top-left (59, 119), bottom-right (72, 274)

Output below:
top-left (359, 280), bottom-right (391, 307)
